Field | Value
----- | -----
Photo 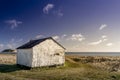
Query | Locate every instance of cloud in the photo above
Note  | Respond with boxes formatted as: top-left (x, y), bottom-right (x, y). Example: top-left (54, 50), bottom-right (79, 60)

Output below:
top-left (10, 38), bottom-right (23, 43)
top-left (43, 4), bottom-right (64, 17)
top-left (89, 35), bottom-right (108, 45)
top-left (53, 9), bottom-right (64, 17)
top-left (99, 24), bottom-right (107, 30)
top-left (69, 34), bottom-right (85, 41)
top-left (7, 38), bottom-right (16, 49)
top-left (52, 36), bottom-right (60, 41)
top-left (0, 38), bottom-right (23, 51)
top-left (16, 39), bottom-right (23, 43)
top-left (61, 34), bottom-right (67, 38)
top-left (102, 35), bottom-right (107, 38)
top-left (106, 43), bottom-right (113, 47)
top-left (103, 38), bottom-right (108, 42)
top-left (5, 19), bottom-right (22, 29)
top-left (89, 40), bottom-right (102, 45)
top-left (6, 44), bottom-right (14, 49)
top-left (0, 44), bottom-right (4, 48)
top-left (43, 4), bottom-right (54, 14)
top-left (101, 35), bottom-right (108, 42)
top-left (57, 10), bottom-right (63, 17)
top-left (6, 38), bottom-right (23, 49)
top-left (35, 35), bottom-right (43, 39)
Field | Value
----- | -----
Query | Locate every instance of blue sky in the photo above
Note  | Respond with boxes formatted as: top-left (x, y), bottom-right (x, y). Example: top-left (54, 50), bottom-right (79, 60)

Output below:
top-left (1, 0), bottom-right (120, 52)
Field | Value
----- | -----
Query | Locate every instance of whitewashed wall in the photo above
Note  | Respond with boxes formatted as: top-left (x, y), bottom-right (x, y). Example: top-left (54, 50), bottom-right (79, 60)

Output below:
top-left (17, 49), bottom-right (33, 67)
top-left (32, 39), bottom-right (65, 67)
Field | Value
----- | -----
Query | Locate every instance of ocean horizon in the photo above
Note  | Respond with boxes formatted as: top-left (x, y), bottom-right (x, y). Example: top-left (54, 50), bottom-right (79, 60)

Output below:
top-left (66, 52), bottom-right (120, 56)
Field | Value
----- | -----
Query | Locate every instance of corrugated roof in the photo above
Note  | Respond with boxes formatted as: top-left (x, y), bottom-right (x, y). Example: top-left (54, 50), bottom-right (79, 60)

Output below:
top-left (17, 37), bottom-right (65, 49)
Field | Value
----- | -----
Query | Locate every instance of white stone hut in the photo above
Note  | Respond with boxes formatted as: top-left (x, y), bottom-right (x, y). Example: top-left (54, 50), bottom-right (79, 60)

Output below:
top-left (17, 37), bottom-right (65, 68)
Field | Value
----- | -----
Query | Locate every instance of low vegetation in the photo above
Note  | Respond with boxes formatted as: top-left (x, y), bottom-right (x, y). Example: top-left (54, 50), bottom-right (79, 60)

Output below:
top-left (0, 54), bottom-right (120, 80)
top-left (1, 49), bottom-right (15, 53)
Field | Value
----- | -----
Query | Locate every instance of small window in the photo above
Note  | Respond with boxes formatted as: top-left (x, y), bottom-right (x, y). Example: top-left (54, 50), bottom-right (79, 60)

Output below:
top-left (54, 49), bottom-right (64, 56)
top-left (54, 53), bottom-right (60, 55)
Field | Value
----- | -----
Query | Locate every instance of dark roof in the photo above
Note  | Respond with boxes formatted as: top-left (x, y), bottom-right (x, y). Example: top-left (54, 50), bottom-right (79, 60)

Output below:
top-left (17, 37), bottom-right (65, 49)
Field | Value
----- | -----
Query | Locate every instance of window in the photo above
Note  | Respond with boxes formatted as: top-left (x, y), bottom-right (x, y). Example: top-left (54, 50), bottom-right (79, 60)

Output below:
top-left (54, 49), bottom-right (64, 56)
top-left (54, 53), bottom-right (60, 55)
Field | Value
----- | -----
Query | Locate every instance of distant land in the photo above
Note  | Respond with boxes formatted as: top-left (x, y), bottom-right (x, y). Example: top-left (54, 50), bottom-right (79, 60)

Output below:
top-left (66, 52), bottom-right (120, 56)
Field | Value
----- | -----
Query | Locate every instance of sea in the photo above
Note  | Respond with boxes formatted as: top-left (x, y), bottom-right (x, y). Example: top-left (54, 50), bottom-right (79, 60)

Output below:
top-left (66, 52), bottom-right (120, 56)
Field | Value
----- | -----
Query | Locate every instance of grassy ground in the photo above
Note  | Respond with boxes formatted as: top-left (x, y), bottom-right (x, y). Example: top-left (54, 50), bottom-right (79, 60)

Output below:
top-left (0, 54), bottom-right (120, 80)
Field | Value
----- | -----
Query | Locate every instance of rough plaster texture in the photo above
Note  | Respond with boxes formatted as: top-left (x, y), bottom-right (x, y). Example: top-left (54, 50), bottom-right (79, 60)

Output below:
top-left (17, 39), bottom-right (65, 67)
top-left (17, 49), bottom-right (32, 67)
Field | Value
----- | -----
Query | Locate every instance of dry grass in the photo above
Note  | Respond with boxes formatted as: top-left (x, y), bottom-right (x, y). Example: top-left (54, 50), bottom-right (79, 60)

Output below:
top-left (66, 55), bottom-right (120, 71)
top-left (0, 54), bottom-right (16, 64)
top-left (0, 54), bottom-right (120, 80)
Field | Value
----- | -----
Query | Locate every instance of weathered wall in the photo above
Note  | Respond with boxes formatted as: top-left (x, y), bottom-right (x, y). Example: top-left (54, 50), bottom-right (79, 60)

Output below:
top-left (17, 49), bottom-right (33, 67)
top-left (32, 39), bottom-right (65, 67)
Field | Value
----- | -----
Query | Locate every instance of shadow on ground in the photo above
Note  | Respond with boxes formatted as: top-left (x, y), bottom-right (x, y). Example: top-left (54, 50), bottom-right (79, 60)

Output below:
top-left (0, 64), bottom-right (30, 73)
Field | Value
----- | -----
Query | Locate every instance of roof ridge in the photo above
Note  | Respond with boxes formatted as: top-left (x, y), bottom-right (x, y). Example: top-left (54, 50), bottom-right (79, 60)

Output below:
top-left (17, 37), bottom-right (65, 49)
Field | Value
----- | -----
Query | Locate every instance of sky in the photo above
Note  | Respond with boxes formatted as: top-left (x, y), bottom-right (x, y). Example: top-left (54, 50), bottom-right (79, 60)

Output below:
top-left (1, 0), bottom-right (120, 52)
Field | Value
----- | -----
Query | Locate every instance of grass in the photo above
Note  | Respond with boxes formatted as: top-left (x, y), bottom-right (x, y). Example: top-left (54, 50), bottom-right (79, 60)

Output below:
top-left (0, 54), bottom-right (120, 80)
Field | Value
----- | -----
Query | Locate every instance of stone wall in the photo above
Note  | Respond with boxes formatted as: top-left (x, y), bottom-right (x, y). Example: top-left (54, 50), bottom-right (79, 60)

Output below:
top-left (32, 39), bottom-right (65, 67)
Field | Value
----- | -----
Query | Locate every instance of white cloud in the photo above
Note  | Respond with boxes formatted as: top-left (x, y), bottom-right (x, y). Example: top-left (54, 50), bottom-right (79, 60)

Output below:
top-left (69, 34), bottom-right (85, 41)
top-left (43, 4), bottom-right (54, 14)
top-left (99, 24), bottom-right (107, 30)
top-left (103, 38), bottom-right (108, 42)
top-left (101, 35), bottom-right (108, 42)
top-left (89, 40), bottom-right (102, 45)
top-left (0, 44), bottom-right (4, 48)
top-left (52, 36), bottom-right (60, 41)
top-left (5, 19), bottom-right (22, 29)
top-left (35, 35), bottom-right (43, 39)
top-left (106, 43), bottom-right (113, 47)
top-left (43, 4), bottom-right (64, 17)
top-left (53, 36), bottom-right (59, 39)
top-left (102, 35), bottom-right (107, 38)
top-left (89, 35), bottom-right (108, 45)
top-left (0, 38), bottom-right (23, 51)
top-left (6, 38), bottom-right (16, 49)
top-left (6, 38), bottom-right (23, 49)
top-left (61, 34), bottom-right (67, 38)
